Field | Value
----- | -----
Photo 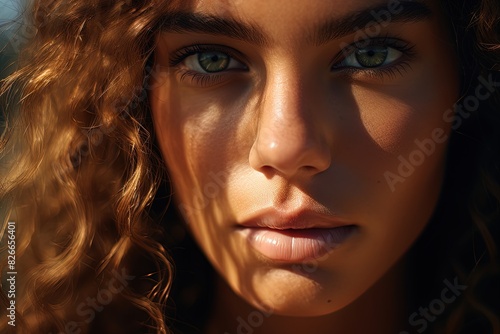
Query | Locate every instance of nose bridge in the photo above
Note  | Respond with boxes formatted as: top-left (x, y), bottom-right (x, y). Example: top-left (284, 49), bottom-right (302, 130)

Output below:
top-left (260, 65), bottom-right (310, 139)
top-left (249, 62), bottom-right (331, 178)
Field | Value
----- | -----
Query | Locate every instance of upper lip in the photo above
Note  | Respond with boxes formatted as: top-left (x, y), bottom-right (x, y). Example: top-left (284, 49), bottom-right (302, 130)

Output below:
top-left (237, 208), bottom-right (355, 230)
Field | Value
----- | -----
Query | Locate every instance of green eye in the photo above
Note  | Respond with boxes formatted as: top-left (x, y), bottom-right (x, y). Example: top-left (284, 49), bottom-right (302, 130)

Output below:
top-left (198, 52), bottom-right (230, 73)
top-left (355, 47), bottom-right (389, 68)
top-left (333, 42), bottom-right (405, 71)
top-left (178, 46), bottom-right (248, 77)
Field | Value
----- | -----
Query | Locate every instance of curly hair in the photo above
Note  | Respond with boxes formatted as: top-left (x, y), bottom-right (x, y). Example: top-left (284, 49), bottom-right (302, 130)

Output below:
top-left (0, 0), bottom-right (499, 333)
top-left (0, 1), bottom-right (180, 332)
top-left (408, 0), bottom-right (500, 333)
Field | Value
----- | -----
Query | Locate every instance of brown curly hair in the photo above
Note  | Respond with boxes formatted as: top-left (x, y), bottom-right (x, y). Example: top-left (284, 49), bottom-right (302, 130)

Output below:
top-left (0, 0), bottom-right (181, 332)
top-left (0, 0), bottom-right (499, 333)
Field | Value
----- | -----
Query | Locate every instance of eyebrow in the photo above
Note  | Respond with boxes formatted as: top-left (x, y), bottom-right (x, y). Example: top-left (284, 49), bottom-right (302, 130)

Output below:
top-left (312, 1), bottom-right (433, 46)
top-left (159, 12), bottom-right (269, 46)
top-left (158, 1), bottom-right (432, 47)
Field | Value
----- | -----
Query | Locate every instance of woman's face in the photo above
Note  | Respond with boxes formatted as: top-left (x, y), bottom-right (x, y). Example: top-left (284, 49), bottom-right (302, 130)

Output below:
top-left (150, 0), bottom-right (458, 316)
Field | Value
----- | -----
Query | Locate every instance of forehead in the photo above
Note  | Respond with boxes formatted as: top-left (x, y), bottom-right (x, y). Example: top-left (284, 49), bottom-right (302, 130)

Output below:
top-left (177, 0), bottom-right (435, 22)
top-left (188, 0), bottom-right (397, 16)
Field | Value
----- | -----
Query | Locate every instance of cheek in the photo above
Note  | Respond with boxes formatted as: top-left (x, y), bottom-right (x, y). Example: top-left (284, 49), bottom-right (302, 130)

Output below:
top-left (345, 60), bottom-right (459, 257)
top-left (152, 76), bottom-right (257, 197)
top-left (355, 64), bottom-right (458, 155)
top-left (152, 79), bottom-right (225, 185)
top-left (151, 81), bottom-right (247, 275)
top-left (288, 58), bottom-right (460, 289)
top-left (353, 46), bottom-right (457, 184)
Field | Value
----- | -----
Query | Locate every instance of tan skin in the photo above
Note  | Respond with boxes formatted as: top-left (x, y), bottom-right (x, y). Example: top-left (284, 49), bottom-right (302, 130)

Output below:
top-left (150, 0), bottom-right (459, 332)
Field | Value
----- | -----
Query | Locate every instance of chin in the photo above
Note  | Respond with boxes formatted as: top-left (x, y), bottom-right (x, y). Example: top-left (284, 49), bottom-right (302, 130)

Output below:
top-left (237, 267), bottom-right (360, 317)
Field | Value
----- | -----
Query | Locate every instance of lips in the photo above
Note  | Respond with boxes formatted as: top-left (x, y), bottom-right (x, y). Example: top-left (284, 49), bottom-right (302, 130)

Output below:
top-left (236, 209), bottom-right (358, 262)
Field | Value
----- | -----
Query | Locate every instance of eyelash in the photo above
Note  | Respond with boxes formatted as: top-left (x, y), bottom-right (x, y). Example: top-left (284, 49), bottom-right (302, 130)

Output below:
top-left (168, 38), bottom-right (417, 86)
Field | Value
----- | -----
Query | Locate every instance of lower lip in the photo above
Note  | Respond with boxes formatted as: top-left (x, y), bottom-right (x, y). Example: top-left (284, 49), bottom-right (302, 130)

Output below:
top-left (238, 226), bottom-right (358, 262)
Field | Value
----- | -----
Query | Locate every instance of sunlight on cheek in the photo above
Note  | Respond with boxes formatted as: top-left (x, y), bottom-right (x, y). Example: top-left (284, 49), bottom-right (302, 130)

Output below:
top-left (168, 105), bottom-right (253, 286)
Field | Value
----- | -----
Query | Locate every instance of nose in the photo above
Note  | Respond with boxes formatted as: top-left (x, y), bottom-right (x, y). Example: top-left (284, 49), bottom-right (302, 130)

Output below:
top-left (249, 67), bottom-right (331, 179)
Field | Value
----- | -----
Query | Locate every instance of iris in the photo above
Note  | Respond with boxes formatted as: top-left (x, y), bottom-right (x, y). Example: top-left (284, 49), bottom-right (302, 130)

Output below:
top-left (355, 46), bottom-right (389, 68)
top-left (198, 51), bottom-right (230, 72)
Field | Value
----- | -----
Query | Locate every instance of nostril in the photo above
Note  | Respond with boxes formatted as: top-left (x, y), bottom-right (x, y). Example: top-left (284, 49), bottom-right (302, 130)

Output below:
top-left (301, 165), bottom-right (320, 173)
top-left (259, 165), bottom-right (278, 179)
